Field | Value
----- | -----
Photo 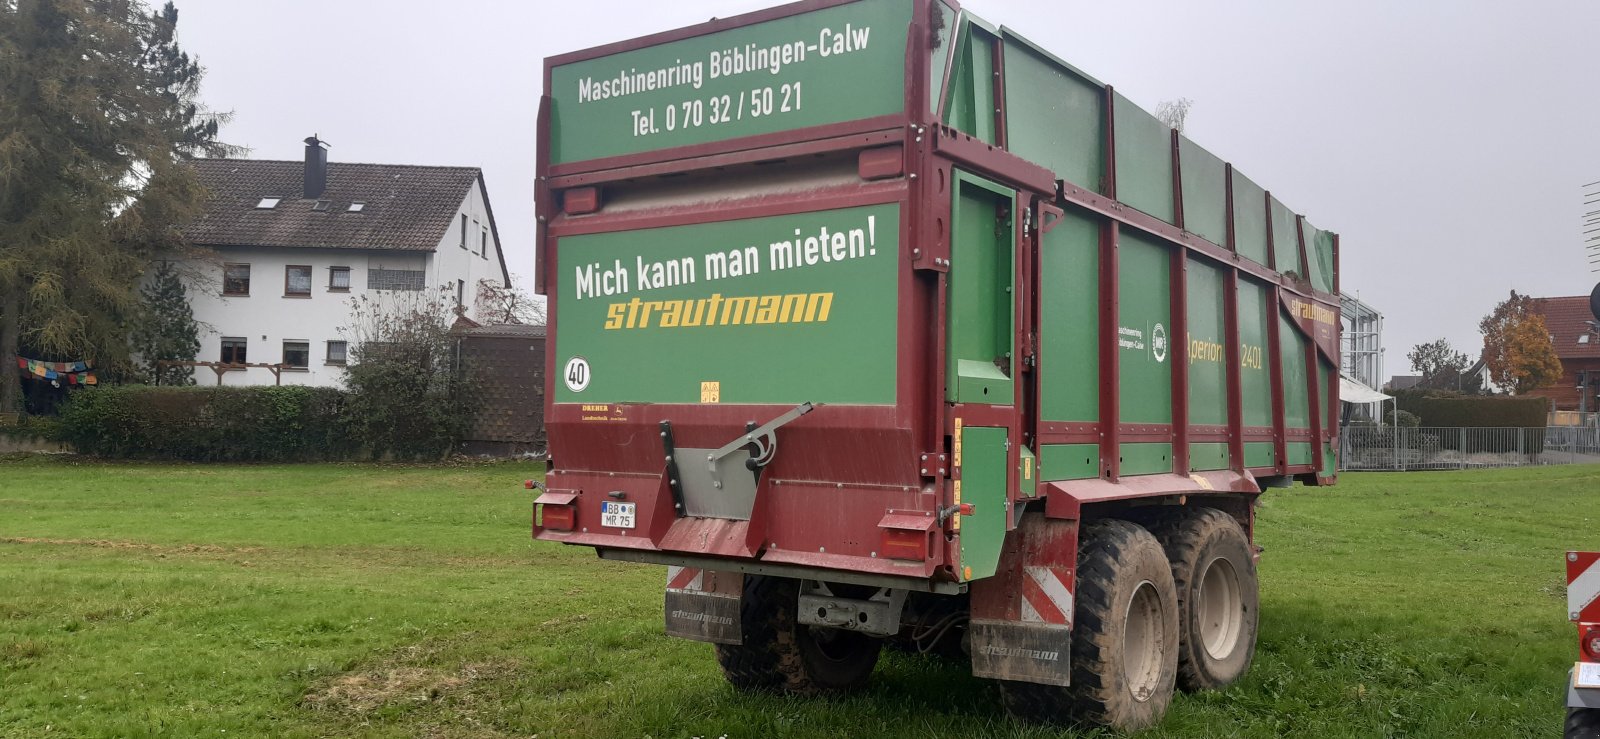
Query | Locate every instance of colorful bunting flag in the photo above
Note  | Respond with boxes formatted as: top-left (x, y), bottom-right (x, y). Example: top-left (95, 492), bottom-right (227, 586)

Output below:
top-left (14, 355), bottom-right (95, 387)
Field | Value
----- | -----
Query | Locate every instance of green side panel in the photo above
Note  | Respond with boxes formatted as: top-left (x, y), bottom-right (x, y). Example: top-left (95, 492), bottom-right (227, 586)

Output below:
top-left (1112, 92), bottom-right (1175, 224)
top-left (1316, 358), bottom-right (1333, 478)
top-left (1038, 209), bottom-right (1099, 422)
top-left (948, 173), bottom-right (1015, 404)
top-left (1117, 231), bottom-right (1172, 424)
top-left (943, 22), bottom-right (996, 144)
top-left (1321, 441), bottom-right (1337, 478)
top-left (1232, 171), bottom-right (1269, 266)
top-left (553, 204), bottom-right (899, 404)
top-left (1040, 443), bottom-right (1098, 482)
top-left (1177, 135), bottom-right (1227, 246)
top-left (1316, 354), bottom-right (1331, 431)
top-left (958, 426), bottom-right (1008, 580)
top-left (1286, 442), bottom-right (1314, 466)
top-left (548, 0), bottom-right (912, 164)
top-left (928, 2), bottom-right (957, 115)
top-left (1185, 258), bottom-right (1227, 427)
top-left (1270, 196), bottom-right (1302, 277)
top-left (1302, 220), bottom-right (1325, 293)
top-left (1189, 442), bottom-right (1230, 472)
top-left (1244, 442), bottom-right (1276, 469)
top-left (1312, 227), bottom-right (1337, 294)
top-left (1238, 280), bottom-right (1272, 428)
top-left (1279, 315), bottom-right (1311, 429)
top-left (1120, 443), bottom-right (1173, 476)
top-left (1018, 445), bottom-right (1037, 498)
top-left (1003, 41), bottom-right (1104, 192)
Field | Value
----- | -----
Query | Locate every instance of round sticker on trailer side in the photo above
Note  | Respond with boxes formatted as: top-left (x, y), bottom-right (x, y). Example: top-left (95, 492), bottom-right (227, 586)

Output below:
top-left (564, 356), bottom-right (591, 393)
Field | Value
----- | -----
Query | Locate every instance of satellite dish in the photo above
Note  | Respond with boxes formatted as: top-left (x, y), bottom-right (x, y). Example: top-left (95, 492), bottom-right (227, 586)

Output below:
top-left (1592, 281), bottom-right (1600, 323)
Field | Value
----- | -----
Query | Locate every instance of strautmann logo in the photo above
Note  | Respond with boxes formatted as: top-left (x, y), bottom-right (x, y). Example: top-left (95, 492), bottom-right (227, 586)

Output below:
top-left (603, 292), bottom-right (833, 330)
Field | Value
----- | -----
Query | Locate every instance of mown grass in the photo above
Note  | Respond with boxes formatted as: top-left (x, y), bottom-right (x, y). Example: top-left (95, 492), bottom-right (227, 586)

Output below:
top-left (0, 457), bottom-right (1594, 738)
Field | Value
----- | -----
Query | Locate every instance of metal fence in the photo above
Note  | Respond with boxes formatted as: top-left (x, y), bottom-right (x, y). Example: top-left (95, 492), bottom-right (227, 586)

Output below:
top-left (1339, 425), bottom-right (1600, 471)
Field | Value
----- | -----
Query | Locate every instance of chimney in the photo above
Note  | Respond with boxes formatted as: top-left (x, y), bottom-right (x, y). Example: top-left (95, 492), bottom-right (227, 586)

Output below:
top-left (303, 134), bottom-right (328, 200)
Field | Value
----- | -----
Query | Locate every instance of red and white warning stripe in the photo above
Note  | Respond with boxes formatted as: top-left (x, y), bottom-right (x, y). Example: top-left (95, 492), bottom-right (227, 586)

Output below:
top-left (1571, 552), bottom-right (1600, 623)
top-left (1020, 566), bottom-right (1074, 627)
top-left (667, 566), bottom-right (704, 593)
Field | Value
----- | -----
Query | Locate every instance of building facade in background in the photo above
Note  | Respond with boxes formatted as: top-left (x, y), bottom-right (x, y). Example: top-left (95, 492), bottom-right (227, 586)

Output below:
top-left (175, 136), bottom-right (511, 386)
top-left (1526, 294), bottom-right (1600, 412)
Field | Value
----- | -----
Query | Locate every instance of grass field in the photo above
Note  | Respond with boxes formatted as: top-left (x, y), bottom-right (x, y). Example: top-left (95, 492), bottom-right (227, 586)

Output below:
top-left (0, 457), bottom-right (1595, 738)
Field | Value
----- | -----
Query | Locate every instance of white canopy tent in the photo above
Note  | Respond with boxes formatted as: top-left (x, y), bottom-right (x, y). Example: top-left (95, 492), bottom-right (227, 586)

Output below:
top-left (1339, 374), bottom-right (1392, 405)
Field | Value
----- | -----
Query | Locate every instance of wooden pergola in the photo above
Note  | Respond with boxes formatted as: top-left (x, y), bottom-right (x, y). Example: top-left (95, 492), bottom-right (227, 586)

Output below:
top-left (155, 360), bottom-right (292, 386)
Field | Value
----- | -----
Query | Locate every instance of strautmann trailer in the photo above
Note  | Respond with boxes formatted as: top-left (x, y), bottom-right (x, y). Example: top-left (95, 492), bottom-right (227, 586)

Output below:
top-left (533, 0), bottom-right (1340, 729)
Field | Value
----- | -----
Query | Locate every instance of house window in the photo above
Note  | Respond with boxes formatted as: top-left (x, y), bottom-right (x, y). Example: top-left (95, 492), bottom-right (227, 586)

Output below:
top-left (326, 340), bottom-right (348, 366)
top-left (348, 202), bottom-right (365, 212)
top-left (480, 229), bottom-right (488, 259)
top-left (460, 214), bottom-right (468, 248)
top-left (285, 265), bottom-right (312, 296)
top-left (329, 266), bottom-right (351, 291)
top-left (282, 341), bottom-right (309, 369)
top-left (223, 264), bottom-right (251, 296)
top-left (221, 337), bottom-right (248, 364)
top-left (456, 279), bottom-right (465, 307)
top-left (367, 268), bottom-right (426, 291)
top-left (256, 197), bottom-right (281, 209)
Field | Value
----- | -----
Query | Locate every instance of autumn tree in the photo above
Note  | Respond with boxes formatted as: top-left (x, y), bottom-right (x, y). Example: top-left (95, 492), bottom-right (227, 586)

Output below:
top-left (1407, 338), bottom-right (1480, 393)
top-left (0, 1), bottom-right (231, 411)
top-left (1479, 291), bottom-right (1563, 394)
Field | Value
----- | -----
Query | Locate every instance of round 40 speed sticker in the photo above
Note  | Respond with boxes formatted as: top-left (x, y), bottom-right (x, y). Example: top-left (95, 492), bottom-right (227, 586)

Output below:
top-left (563, 356), bottom-right (591, 393)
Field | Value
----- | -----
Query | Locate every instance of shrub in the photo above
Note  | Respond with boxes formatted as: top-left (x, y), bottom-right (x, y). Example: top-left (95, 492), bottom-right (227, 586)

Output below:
top-left (0, 414), bottom-right (66, 442)
top-left (340, 289), bottom-right (478, 461)
top-left (60, 385), bottom-right (353, 461)
top-left (1392, 390), bottom-right (1547, 428)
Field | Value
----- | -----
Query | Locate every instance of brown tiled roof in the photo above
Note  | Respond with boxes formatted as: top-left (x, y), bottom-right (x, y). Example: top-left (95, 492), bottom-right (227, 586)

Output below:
top-left (455, 323), bottom-right (547, 338)
top-left (185, 158), bottom-right (479, 252)
top-left (1533, 295), bottom-right (1600, 360)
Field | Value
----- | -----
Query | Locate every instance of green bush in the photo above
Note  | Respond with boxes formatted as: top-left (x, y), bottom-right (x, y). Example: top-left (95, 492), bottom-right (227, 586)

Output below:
top-left (0, 414), bottom-right (66, 442)
top-left (60, 386), bottom-right (355, 461)
top-left (1392, 390), bottom-right (1547, 428)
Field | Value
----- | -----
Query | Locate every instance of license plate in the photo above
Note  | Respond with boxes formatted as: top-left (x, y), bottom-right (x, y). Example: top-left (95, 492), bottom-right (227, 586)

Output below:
top-left (601, 501), bottom-right (636, 529)
top-left (1578, 662), bottom-right (1600, 689)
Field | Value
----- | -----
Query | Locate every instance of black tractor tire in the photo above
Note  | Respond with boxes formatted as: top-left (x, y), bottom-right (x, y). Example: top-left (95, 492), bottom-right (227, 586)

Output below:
top-left (714, 575), bottom-right (881, 695)
top-left (1152, 507), bottom-right (1260, 692)
top-left (1000, 519), bottom-right (1179, 732)
top-left (1569, 707), bottom-right (1600, 739)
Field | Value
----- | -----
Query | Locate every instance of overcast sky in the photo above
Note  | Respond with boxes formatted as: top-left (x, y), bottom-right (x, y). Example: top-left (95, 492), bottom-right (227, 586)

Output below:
top-left (173, 0), bottom-right (1600, 380)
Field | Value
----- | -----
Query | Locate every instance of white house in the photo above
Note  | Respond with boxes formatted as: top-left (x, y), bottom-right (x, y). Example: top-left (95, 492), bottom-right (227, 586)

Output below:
top-left (177, 136), bottom-right (511, 386)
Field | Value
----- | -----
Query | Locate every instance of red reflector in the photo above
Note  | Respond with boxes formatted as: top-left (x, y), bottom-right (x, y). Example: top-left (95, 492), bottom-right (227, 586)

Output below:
top-left (541, 504), bottom-right (576, 531)
top-left (563, 187), bottom-right (600, 215)
top-left (1585, 628), bottom-right (1600, 662)
top-left (881, 528), bottom-right (929, 561)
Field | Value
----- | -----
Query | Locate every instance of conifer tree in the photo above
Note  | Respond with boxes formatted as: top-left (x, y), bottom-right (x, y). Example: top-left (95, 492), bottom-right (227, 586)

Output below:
top-left (0, 0), bottom-right (231, 410)
top-left (131, 261), bottom-right (200, 385)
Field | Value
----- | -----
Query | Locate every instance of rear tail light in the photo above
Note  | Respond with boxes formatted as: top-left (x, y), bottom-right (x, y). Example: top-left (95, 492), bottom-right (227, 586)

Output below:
top-left (1584, 627), bottom-right (1600, 662)
top-left (877, 511), bottom-right (937, 562)
top-left (533, 490), bottom-right (580, 533)
top-left (881, 528), bottom-right (932, 561)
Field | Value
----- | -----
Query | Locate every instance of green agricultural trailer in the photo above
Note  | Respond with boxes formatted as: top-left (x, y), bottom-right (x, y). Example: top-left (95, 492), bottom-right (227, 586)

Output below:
top-left (532, 0), bottom-right (1340, 729)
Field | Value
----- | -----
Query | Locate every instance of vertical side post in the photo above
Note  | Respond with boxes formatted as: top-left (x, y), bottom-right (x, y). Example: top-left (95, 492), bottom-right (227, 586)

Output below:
top-left (1392, 399), bottom-right (1399, 471)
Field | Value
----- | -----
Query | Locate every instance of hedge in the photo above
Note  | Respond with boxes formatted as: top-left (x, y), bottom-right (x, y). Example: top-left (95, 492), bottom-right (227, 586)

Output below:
top-left (1393, 392), bottom-right (1548, 428)
top-left (60, 386), bottom-right (357, 462)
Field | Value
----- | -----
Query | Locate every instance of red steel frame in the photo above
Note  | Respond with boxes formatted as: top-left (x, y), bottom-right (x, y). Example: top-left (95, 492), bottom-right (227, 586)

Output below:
top-left (533, 0), bottom-right (1341, 585)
